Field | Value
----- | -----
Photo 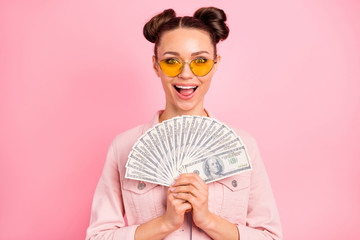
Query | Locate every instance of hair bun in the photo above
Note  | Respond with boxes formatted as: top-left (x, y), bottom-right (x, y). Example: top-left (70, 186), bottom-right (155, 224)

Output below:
top-left (143, 9), bottom-right (176, 43)
top-left (194, 7), bottom-right (229, 43)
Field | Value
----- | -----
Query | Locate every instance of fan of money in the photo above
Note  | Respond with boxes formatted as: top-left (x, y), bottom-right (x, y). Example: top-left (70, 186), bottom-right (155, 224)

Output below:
top-left (125, 115), bottom-right (252, 186)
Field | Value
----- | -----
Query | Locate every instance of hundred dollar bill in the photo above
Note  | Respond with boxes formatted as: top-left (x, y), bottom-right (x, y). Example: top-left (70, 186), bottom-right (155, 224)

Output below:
top-left (125, 168), bottom-right (170, 186)
top-left (146, 128), bottom-right (174, 177)
top-left (190, 137), bottom-right (244, 163)
top-left (182, 116), bottom-right (202, 166)
top-left (178, 116), bottom-right (192, 168)
top-left (183, 145), bottom-right (252, 183)
top-left (127, 150), bottom-right (158, 173)
top-left (177, 116), bottom-right (187, 168)
top-left (126, 161), bottom-right (169, 184)
top-left (130, 141), bottom-right (172, 179)
top-left (183, 119), bottom-right (222, 163)
top-left (153, 124), bottom-right (175, 177)
top-left (172, 117), bottom-right (182, 171)
top-left (163, 119), bottom-right (176, 173)
top-left (186, 119), bottom-right (217, 159)
top-left (183, 116), bottom-right (208, 162)
top-left (187, 120), bottom-right (238, 161)
top-left (127, 150), bottom-right (171, 184)
top-left (126, 115), bottom-right (253, 186)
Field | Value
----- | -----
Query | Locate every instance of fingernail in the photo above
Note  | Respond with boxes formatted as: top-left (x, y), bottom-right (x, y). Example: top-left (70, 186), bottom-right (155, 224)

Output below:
top-left (170, 187), bottom-right (176, 192)
top-left (173, 193), bottom-right (178, 197)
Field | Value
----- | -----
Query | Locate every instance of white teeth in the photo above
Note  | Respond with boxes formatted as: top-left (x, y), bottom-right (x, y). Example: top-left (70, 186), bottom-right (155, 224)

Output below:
top-left (175, 85), bottom-right (197, 89)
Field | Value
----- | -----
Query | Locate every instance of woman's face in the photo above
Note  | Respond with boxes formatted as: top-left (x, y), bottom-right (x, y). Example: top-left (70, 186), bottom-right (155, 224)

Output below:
top-left (153, 28), bottom-right (220, 114)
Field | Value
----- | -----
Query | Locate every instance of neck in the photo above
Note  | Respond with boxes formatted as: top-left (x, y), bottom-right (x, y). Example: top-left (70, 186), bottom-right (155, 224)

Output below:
top-left (159, 104), bottom-right (208, 123)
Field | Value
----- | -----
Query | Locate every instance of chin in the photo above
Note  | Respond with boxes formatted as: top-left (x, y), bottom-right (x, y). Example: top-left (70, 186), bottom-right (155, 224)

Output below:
top-left (175, 101), bottom-right (200, 113)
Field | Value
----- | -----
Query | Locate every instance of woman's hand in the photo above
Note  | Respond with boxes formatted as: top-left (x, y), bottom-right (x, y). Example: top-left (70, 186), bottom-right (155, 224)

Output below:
top-left (162, 184), bottom-right (193, 232)
top-left (136, 173), bottom-right (239, 240)
top-left (170, 173), bottom-right (212, 229)
top-left (134, 187), bottom-right (192, 240)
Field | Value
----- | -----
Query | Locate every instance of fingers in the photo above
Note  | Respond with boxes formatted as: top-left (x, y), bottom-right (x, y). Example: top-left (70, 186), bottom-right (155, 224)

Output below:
top-left (170, 173), bottom-right (208, 206)
top-left (167, 187), bottom-right (192, 214)
top-left (175, 200), bottom-right (192, 213)
top-left (171, 185), bottom-right (200, 200)
top-left (172, 191), bottom-right (196, 204)
top-left (172, 173), bottom-right (208, 193)
top-left (163, 190), bottom-right (192, 231)
top-left (169, 173), bottom-right (212, 230)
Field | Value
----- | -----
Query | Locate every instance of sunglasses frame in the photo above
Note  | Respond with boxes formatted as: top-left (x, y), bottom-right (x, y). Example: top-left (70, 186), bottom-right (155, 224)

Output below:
top-left (156, 57), bottom-right (217, 77)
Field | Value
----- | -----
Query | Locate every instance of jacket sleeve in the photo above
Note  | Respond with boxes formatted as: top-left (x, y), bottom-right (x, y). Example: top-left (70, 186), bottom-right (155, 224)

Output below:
top-left (236, 134), bottom-right (283, 240)
top-left (86, 141), bottom-right (139, 240)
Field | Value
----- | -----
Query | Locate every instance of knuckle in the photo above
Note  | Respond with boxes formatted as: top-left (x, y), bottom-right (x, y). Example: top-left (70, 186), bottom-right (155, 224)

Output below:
top-left (181, 193), bottom-right (188, 200)
top-left (190, 174), bottom-right (197, 180)
top-left (167, 194), bottom-right (173, 201)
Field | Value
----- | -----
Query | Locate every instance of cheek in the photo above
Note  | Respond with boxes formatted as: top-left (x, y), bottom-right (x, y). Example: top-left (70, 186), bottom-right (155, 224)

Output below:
top-left (160, 76), bottom-right (173, 92)
top-left (200, 76), bottom-right (213, 91)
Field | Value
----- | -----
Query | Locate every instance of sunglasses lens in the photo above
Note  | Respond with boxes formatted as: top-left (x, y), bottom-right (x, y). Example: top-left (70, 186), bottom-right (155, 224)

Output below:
top-left (159, 58), bottom-right (215, 77)
top-left (159, 59), bottom-right (183, 77)
top-left (190, 58), bottom-right (214, 76)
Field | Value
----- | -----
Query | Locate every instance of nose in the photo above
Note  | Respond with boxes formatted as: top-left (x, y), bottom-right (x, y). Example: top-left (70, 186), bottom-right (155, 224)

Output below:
top-left (178, 62), bottom-right (194, 79)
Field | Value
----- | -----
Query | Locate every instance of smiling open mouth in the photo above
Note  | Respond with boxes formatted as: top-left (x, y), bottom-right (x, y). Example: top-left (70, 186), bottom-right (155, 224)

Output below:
top-left (174, 85), bottom-right (198, 96)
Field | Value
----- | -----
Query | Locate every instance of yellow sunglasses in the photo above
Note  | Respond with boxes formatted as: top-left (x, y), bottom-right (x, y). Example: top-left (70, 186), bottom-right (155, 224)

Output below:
top-left (157, 57), bottom-right (217, 77)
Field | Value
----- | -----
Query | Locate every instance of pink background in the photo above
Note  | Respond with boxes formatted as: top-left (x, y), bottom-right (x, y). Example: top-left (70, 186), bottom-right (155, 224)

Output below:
top-left (1, 0), bottom-right (359, 239)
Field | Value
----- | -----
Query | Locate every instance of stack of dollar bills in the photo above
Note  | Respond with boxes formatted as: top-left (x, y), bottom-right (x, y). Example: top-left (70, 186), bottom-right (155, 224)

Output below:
top-left (125, 115), bottom-right (252, 186)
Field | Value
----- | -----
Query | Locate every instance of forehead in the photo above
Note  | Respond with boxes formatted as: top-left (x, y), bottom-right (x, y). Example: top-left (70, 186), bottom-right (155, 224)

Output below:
top-left (157, 28), bottom-right (214, 56)
top-left (208, 158), bottom-right (217, 163)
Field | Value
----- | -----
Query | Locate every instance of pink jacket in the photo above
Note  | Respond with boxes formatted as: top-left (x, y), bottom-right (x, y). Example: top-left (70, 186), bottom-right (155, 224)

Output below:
top-left (86, 111), bottom-right (282, 239)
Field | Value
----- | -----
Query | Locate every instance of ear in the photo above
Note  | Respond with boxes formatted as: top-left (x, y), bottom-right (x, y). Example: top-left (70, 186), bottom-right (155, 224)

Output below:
top-left (213, 55), bottom-right (221, 73)
top-left (152, 55), bottom-right (160, 77)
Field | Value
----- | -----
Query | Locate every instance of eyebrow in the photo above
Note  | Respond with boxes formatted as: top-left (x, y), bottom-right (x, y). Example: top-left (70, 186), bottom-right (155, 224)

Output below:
top-left (191, 51), bottom-right (210, 56)
top-left (162, 51), bottom-right (210, 56)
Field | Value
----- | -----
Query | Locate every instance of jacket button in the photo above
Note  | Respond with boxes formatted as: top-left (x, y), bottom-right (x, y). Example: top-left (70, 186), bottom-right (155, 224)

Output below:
top-left (138, 182), bottom-right (146, 190)
top-left (232, 180), bottom-right (238, 187)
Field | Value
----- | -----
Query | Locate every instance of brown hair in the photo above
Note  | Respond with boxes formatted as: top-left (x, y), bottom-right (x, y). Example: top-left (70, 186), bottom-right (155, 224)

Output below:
top-left (143, 7), bottom-right (229, 59)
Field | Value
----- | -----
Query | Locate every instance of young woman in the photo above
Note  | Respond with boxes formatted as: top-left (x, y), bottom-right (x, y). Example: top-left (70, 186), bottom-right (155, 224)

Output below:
top-left (86, 7), bottom-right (282, 240)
